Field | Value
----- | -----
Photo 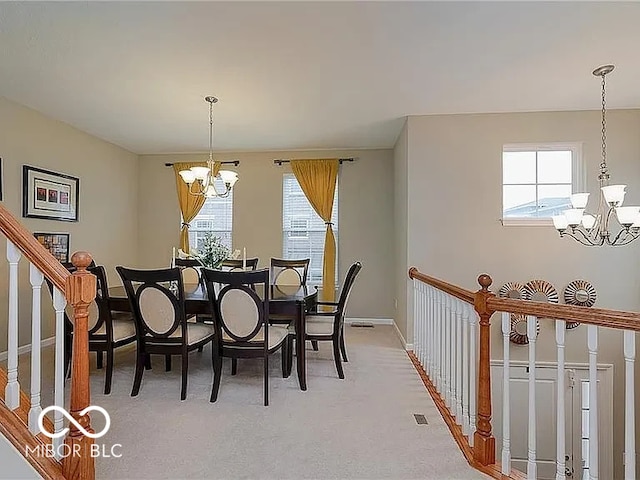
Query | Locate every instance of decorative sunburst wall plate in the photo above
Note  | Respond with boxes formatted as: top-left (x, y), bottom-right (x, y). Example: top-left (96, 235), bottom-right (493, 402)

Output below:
top-left (563, 280), bottom-right (597, 329)
top-left (498, 281), bottom-right (526, 299)
top-left (509, 314), bottom-right (540, 345)
top-left (523, 279), bottom-right (559, 304)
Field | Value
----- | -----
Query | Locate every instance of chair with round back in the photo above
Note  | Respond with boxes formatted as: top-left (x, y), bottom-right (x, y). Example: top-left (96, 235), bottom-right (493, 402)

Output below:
top-left (221, 258), bottom-right (259, 271)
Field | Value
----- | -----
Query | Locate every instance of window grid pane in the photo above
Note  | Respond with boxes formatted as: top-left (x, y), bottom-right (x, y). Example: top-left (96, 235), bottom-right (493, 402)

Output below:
top-left (502, 147), bottom-right (574, 219)
top-left (187, 179), bottom-right (233, 251)
top-left (282, 173), bottom-right (338, 285)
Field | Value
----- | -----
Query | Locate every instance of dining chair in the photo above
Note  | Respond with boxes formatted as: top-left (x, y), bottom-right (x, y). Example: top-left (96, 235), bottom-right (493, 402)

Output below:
top-left (201, 268), bottom-right (290, 406)
top-left (269, 258), bottom-right (310, 287)
top-left (287, 262), bottom-right (362, 379)
top-left (175, 258), bottom-right (203, 285)
top-left (116, 266), bottom-right (215, 400)
top-left (221, 258), bottom-right (259, 271)
top-left (48, 263), bottom-right (137, 394)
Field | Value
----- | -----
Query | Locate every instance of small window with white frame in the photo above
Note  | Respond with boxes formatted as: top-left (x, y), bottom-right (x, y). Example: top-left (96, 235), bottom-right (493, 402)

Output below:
top-left (187, 178), bottom-right (233, 251)
top-left (502, 143), bottom-right (584, 225)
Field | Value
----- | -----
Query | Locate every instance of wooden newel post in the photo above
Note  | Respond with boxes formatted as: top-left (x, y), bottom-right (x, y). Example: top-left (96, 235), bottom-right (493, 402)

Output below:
top-left (62, 252), bottom-right (96, 480)
top-left (473, 274), bottom-right (496, 466)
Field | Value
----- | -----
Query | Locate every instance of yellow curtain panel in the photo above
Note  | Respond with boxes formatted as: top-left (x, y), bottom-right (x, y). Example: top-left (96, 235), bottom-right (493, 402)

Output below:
top-left (290, 158), bottom-right (339, 301)
top-left (173, 161), bottom-right (221, 253)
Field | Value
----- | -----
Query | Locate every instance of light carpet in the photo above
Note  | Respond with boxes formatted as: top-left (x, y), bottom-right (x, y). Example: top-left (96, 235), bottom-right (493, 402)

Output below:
top-left (6, 325), bottom-right (486, 480)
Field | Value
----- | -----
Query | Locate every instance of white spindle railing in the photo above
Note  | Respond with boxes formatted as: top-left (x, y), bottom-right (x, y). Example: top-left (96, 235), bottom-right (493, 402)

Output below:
top-left (411, 268), bottom-right (640, 480)
top-left (5, 240), bottom-right (22, 409)
top-left (411, 278), bottom-right (479, 449)
top-left (623, 330), bottom-right (635, 480)
top-left (501, 312), bottom-right (511, 476)
top-left (527, 315), bottom-right (537, 480)
top-left (556, 320), bottom-right (566, 480)
top-left (3, 239), bottom-right (68, 457)
top-left (587, 325), bottom-right (599, 480)
top-left (28, 263), bottom-right (44, 433)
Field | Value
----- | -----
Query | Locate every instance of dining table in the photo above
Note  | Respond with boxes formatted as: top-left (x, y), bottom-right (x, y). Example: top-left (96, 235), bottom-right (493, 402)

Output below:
top-left (108, 283), bottom-right (318, 391)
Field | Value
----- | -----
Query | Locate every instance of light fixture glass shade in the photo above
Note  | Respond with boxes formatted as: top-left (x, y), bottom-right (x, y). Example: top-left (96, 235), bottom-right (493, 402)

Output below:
top-left (581, 214), bottom-right (596, 230)
top-left (564, 209), bottom-right (584, 226)
top-left (615, 206), bottom-right (640, 226)
top-left (219, 170), bottom-right (239, 186)
top-left (570, 193), bottom-right (590, 209)
top-left (552, 215), bottom-right (569, 231)
top-left (602, 185), bottom-right (626, 206)
top-left (179, 170), bottom-right (196, 184)
top-left (190, 166), bottom-right (210, 181)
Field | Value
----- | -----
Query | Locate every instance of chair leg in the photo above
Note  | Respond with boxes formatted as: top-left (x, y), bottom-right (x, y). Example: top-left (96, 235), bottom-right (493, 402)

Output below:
top-left (131, 351), bottom-right (145, 397)
top-left (286, 336), bottom-right (294, 378)
top-left (311, 340), bottom-right (319, 351)
top-left (144, 354), bottom-right (152, 370)
top-left (264, 354), bottom-right (269, 407)
top-left (96, 351), bottom-right (103, 369)
top-left (281, 341), bottom-right (288, 378)
top-left (339, 329), bottom-right (348, 362)
top-left (165, 354), bottom-right (172, 372)
top-left (332, 337), bottom-right (344, 379)
top-left (181, 352), bottom-right (188, 401)
top-left (104, 348), bottom-right (114, 395)
top-left (210, 344), bottom-right (222, 403)
top-left (231, 358), bottom-right (238, 376)
top-left (64, 334), bottom-right (72, 380)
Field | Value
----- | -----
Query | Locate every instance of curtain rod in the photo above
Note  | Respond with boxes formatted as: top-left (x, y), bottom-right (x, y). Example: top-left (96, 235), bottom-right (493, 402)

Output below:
top-left (273, 158), bottom-right (354, 166)
top-left (164, 160), bottom-right (240, 167)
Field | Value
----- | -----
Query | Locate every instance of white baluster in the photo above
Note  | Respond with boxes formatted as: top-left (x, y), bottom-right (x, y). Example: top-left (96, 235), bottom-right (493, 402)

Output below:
top-left (527, 315), bottom-right (537, 480)
top-left (587, 325), bottom-right (598, 480)
top-left (413, 278), bottom-right (420, 360)
top-left (426, 286), bottom-right (433, 378)
top-left (501, 312), bottom-right (511, 476)
top-left (461, 301), bottom-right (470, 437)
top-left (556, 320), bottom-right (566, 480)
top-left (5, 240), bottom-right (22, 410)
top-left (28, 264), bottom-right (44, 433)
top-left (420, 283), bottom-right (427, 367)
top-left (624, 330), bottom-right (635, 480)
top-left (445, 294), bottom-right (452, 409)
top-left (468, 303), bottom-right (477, 447)
top-left (455, 299), bottom-right (463, 422)
top-left (449, 297), bottom-right (457, 416)
top-left (52, 287), bottom-right (67, 458)
top-left (436, 290), bottom-right (443, 392)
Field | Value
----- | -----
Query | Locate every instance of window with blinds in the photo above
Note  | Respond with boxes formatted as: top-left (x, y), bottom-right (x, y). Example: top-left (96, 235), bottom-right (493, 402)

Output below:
top-left (282, 173), bottom-right (338, 285)
top-left (187, 178), bottom-right (233, 251)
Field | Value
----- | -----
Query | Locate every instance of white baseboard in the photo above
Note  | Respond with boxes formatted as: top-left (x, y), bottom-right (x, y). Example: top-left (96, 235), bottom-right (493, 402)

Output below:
top-left (392, 321), bottom-right (412, 351)
top-left (0, 337), bottom-right (56, 362)
top-left (345, 317), bottom-right (393, 325)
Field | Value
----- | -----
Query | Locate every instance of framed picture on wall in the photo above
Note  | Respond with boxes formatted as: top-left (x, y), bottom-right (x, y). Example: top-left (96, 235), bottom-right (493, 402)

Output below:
top-left (22, 165), bottom-right (79, 221)
top-left (33, 232), bottom-right (70, 263)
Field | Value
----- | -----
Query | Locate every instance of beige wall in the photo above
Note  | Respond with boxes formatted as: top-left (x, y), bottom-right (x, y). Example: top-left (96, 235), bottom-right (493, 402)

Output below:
top-left (0, 96), bottom-right (139, 351)
top-left (404, 109), bottom-right (640, 478)
top-left (137, 149), bottom-right (395, 319)
top-left (393, 121), bottom-right (409, 343)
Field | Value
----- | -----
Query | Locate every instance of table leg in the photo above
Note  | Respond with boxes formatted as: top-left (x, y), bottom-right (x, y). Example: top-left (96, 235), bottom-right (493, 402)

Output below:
top-left (296, 301), bottom-right (307, 391)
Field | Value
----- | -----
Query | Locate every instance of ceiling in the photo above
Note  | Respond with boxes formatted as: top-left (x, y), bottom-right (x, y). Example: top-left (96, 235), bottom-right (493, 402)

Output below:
top-left (1, 2), bottom-right (639, 154)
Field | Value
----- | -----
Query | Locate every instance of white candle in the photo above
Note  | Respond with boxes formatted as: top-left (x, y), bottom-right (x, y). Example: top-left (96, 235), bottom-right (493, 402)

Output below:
top-left (242, 247), bottom-right (246, 270)
top-left (171, 247), bottom-right (176, 268)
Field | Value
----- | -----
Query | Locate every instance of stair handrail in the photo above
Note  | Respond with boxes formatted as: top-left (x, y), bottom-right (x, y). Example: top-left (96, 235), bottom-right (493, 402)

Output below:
top-left (0, 203), bottom-right (96, 480)
top-left (0, 204), bottom-right (69, 291)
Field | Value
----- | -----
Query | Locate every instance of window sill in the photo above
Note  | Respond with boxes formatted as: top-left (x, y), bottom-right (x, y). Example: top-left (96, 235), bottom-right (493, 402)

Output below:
top-left (501, 217), bottom-right (554, 227)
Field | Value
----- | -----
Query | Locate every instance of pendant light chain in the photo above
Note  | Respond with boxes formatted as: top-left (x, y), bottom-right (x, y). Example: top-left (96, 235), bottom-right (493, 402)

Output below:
top-left (600, 72), bottom-right (608, 175)
top-left (209, 99), bottom-right (214, 163)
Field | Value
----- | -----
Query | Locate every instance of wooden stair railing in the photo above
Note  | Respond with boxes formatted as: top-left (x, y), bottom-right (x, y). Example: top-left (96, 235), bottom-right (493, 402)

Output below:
top-left (0, 203), bottom-right (96, 480)
top-left (408, 266), bottom-right (640, 480)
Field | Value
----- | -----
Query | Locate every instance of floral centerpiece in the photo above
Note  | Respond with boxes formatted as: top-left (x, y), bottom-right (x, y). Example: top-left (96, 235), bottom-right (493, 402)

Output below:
top-left (192, 233), bottom-right (230, 269)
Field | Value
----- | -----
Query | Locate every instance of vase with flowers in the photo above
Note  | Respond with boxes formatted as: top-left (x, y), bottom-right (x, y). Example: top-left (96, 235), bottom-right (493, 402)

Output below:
top-left (192, 233), bottom-right (230, 269)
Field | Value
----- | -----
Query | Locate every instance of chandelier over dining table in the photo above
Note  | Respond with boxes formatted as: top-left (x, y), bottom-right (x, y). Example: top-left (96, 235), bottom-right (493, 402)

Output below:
top-left (178, 96), bottom-right (238, 198)
top-left (552, 65), bottom-right (640, 246)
